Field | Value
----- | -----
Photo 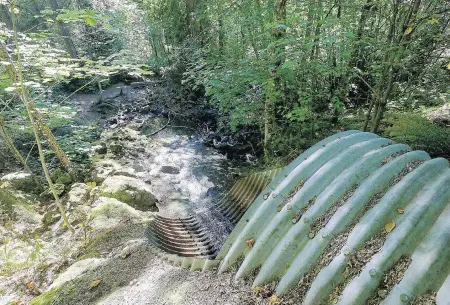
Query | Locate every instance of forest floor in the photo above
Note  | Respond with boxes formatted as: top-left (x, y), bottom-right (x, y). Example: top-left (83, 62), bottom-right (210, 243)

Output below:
top-left (0, 79), bottom-right (289, 305)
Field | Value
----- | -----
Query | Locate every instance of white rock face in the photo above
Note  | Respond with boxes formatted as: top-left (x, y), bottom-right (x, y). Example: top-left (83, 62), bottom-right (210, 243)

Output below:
top-left (11, 204), bottom-right (43, 234)
top-left (67, 183), bottom-right (92, 206)
top-left (1, 172), bottom-right (41, 192)
top-left (49, 258), bottom-right (105, 289)
top-left (101, 175), bottom-right (157, 211)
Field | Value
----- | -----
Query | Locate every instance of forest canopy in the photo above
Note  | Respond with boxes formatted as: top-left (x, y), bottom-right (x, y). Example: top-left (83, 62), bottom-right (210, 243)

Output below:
top-left (0, 0), bottom-right (449, 171)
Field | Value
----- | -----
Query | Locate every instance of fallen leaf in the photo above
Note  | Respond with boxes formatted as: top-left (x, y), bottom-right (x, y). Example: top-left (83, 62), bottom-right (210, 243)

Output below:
top-left (268, 295), bottom-right (282, 305)
top-left (245, 239), bottom-right (255, 248)
top-left (87, 181), bottom-right (97, 187)
top-left (398, 209), bottom-right (404, 214)
top-left (89, 279), bottom-right (102, 289)
top-left (253, 286), bottom-right (263, 294)
top-left (405, 26), bottom-right (413, 35)
top-left (385, 221), bottom-right (396, 233)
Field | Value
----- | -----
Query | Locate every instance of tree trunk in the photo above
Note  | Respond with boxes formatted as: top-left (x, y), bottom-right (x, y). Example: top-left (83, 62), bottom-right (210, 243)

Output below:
top-left (264, 0), bottom-right (288, 162)
top-left (0, 42), bottom-right (72, 170)
top-left (49, 0), bottom-right (78, 58)
top-left (0, 115), bottom-right (31, 172)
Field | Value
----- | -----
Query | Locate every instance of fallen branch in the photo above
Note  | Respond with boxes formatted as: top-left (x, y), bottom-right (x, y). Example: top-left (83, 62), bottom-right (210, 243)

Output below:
top-left (148, 116), bottom-right (171, 136)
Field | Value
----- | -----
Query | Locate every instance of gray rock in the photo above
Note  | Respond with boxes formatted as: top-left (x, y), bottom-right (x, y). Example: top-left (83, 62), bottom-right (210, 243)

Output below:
top-left (1, 172), bottom-right (41, 193)
top-left (67, 183), bottom-right (92, 207)
top-left (101, 176), bottom-right (158, 211)
top-left (93, 142), bottom-right (107, 155)
top-left (49, 258), bottom-right (105, 290)
top-left (160, 166), bottom-right (180, 174)
top-left (109, 142), bottom-right (123, 156)
top-left (427, 103), bottom-right (450, 125)
top-left (89, 197), bottom-right (153, 230)
top-left (91, 160), bottom-right (122, 183)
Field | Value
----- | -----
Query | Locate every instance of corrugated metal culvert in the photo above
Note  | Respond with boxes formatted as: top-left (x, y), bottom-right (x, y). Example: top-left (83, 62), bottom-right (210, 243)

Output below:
top-left (152, 130), bottom-right (450, 304)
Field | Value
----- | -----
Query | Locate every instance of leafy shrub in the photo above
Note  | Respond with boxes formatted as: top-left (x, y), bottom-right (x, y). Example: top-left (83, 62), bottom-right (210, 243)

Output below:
top-left (385, 113), bottom-right (450, 159)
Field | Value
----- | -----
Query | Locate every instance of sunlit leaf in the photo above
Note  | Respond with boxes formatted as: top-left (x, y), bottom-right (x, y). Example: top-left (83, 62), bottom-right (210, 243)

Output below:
top-left (385, 221), bottom-right (396, 233)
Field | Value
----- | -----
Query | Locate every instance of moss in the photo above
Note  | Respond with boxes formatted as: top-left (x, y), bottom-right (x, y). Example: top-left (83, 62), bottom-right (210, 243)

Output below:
top-left (56, 173), bottom-right (73, 185)
top-left (76, 250), bottom-right (101, 262)
top-left (100, 191), bottom-right (134, 204)
top-left (29, 287), bottom-right (62, 305)
top-left (85, 231), bottom-right (109, 252)
top-left (50, 168), bottom-right (64, 183)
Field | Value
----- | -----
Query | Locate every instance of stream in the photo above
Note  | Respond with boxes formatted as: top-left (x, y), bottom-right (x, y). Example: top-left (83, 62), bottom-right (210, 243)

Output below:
top-left (72, 79), bottom-right (245, 251)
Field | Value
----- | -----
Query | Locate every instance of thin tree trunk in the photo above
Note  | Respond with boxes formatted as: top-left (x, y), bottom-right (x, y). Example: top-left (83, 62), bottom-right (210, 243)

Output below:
top-left (0, 43), bottom-right (72, 170)
top-left (0, 4), bottom-right (13, 29)
top-left (49, 0), bottom-right (78, 58)
top-left (9, 4), bottom-right (73, 232)
top-left (0, 115), bottom-right (31, 172)
top-left (264, 0), bottom-right (288, 162)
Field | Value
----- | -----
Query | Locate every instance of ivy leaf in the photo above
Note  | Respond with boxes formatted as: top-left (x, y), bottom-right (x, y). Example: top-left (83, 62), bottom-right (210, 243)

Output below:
top-left (85, 17), bottom-right (97, 26)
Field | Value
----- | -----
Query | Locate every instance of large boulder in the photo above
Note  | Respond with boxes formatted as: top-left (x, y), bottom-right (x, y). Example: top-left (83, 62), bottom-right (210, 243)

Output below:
top-left (100, 176), bottom-right (157, 211)
top-left (1, 172), bottom-right (42, 193)
top-left (427, 103), bottom-right (450, 125)
top-left (89, 197), bottom-right (153, 230)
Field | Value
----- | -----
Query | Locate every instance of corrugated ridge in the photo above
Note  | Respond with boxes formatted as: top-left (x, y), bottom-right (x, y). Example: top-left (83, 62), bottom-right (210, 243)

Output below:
top-left (215, 131), bottom-right (450, 305)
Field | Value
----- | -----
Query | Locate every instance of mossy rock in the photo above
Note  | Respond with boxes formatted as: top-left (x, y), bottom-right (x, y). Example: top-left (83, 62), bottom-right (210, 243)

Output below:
top-left (50, 168), bottom-right (64, 183)
top-left (56, 173), bottom-right (73, 185)
top-left (29, 287), bottom-right (62, 305)
top-left (1, 172), bottom-right (42, 193)
top-left (100, 176), bottom-right (157, 211)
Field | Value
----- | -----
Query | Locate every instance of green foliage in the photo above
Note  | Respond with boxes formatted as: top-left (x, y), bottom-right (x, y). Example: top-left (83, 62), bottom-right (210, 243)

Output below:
top-left (385, 113), bottom-right (450, 159)
top-left (143, 0), bottom-right (450, 161)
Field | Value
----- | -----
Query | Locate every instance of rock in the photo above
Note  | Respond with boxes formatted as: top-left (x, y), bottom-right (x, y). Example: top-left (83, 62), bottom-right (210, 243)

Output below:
top-left (67, 183), bottom-right (91, 207)
top-left (92, 142), bottom-right (107, 155)
top-left (11, 204), bottom-right (43, 234)
top-left (427, 103), bottom-right (450, 125)
top-left (91, 160), bottom-right (122, 183)
top-left (70, 205), bottom-right (91, 225)
top-left (108, 142), bottom-right (123, 156)
top-left (120, 246), bottom-right (131, 259)
top-left (43, 210), bottom-right (61, 226)
top-left (160, 166), bottom-right (180, 175)
top-left (1, 172), bottom-right (42, 193)
top-left (89, 197), bottom-right (152, 230)
top-left (49, 258), bottom-right (105, 290)
top-left (101, 176), bottom-right (158, 211)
